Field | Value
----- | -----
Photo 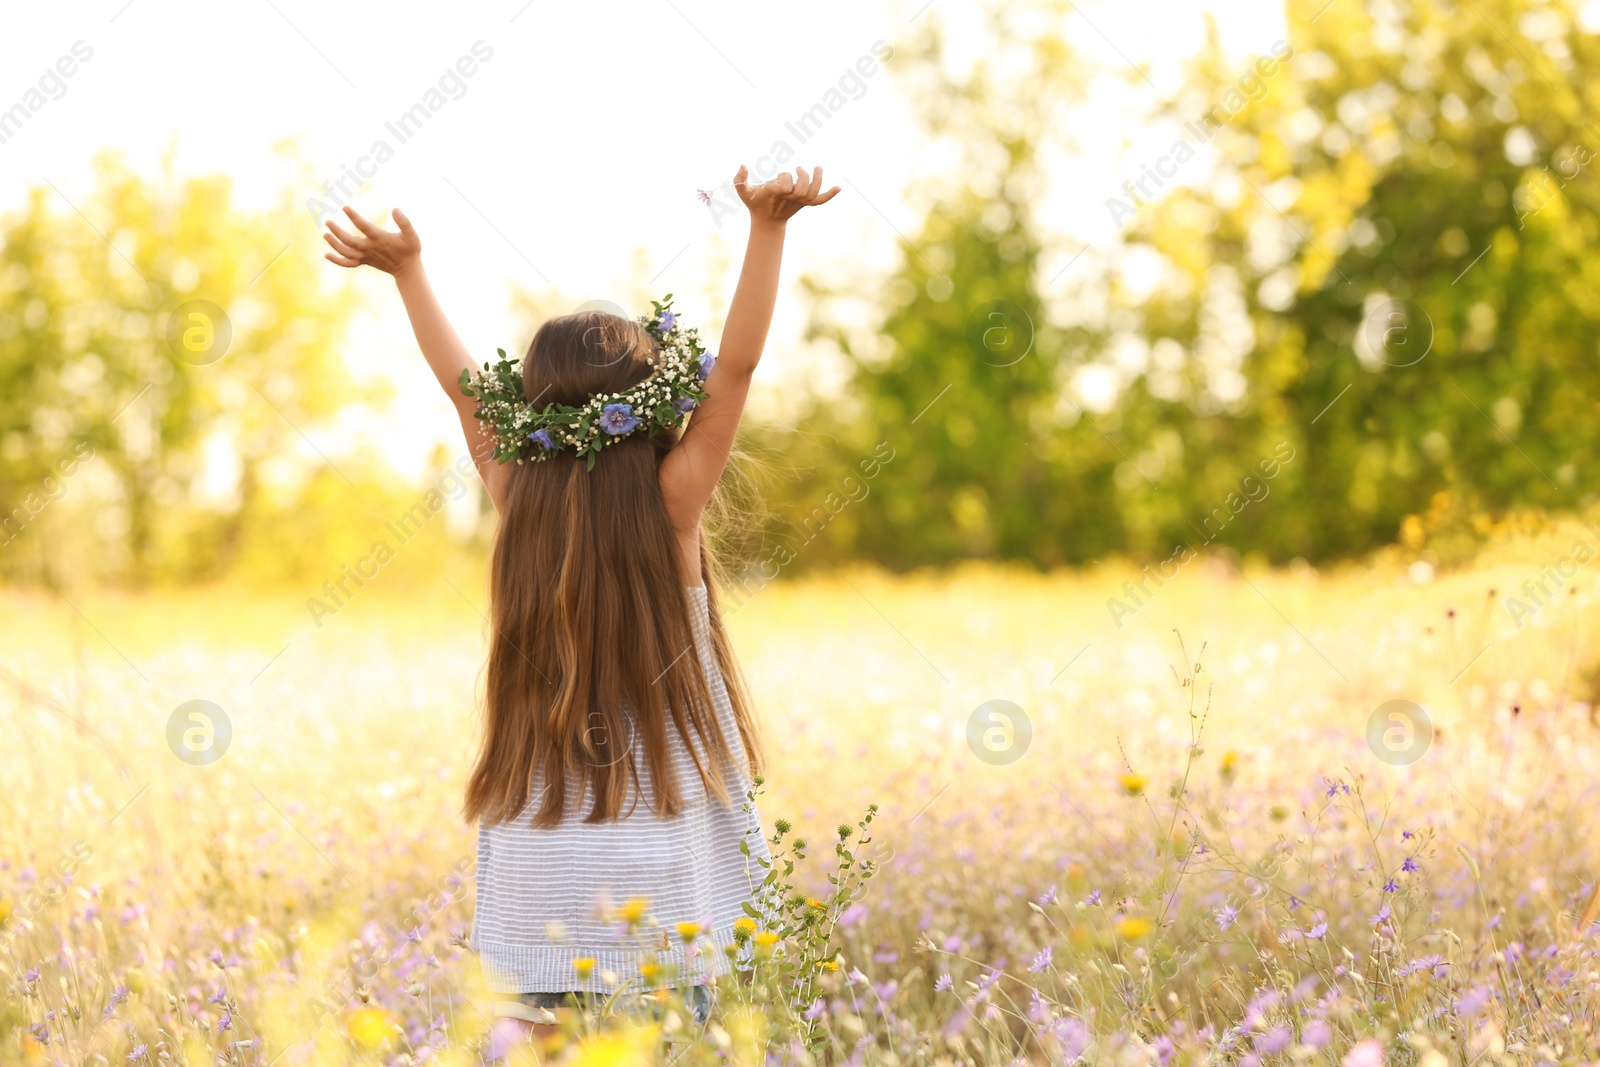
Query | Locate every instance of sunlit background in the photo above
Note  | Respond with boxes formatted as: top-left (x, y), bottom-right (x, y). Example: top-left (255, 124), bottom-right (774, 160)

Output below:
top-left (9, 0), bottom-right (1600, 1063)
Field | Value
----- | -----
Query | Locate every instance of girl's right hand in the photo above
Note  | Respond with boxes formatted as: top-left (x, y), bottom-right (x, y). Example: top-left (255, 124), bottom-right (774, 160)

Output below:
top-left (323, 206), bottom-right (422, 277)
top-left (734, 165), bottom-right (840, 226)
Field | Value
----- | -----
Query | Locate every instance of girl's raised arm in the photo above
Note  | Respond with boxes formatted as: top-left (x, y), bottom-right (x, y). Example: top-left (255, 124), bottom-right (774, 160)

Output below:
top-left (658, 165), bottom-right (839, 530)
top-left (323, 206), bottom-right (510, 510)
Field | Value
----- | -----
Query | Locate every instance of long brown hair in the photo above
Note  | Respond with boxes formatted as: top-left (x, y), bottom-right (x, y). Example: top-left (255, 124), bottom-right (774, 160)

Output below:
top-left (464, 311), bottom-right (762, 828)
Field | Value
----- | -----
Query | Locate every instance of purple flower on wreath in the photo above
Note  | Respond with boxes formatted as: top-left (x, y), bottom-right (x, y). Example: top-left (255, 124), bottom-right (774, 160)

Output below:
top-left (599, 403), bottom-right (640, 435)
top-left (673, 395), bottom-right (698, 414)
top-left (697, 353), bottom-right (716, 381)
top-left (528, 428), bottom-right (558, 452)
top-left (657, 310), bottom-right (677, 332)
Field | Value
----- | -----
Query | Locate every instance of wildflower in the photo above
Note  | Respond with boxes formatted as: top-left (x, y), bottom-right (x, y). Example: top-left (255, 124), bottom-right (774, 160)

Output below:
top-left (1382, 878), bottom-right (1399, 893)
top-left (528, 428), bottom-right (557, 452)
top-left (1402, 856), bottom-right (1419, 872)
top-left (934, 973), bottom-right (953, 992)
top-left (1085, 889), bottom-right (1101, 906)
top-left (1215, 904), bottom-right (1239, 931)
top-left (640, 960), bottom-right (662, 983)
top-left (696, 189), bottom-right (713, 205)
top-left (618, 897), bottom-right (649, 926)
top-left (1343, 1038), bottom-right (1385, 1067)
top-left (1304, 1019), bottom-right (1331, 1047)
top-left (1119, 772), bottom-right (1147, 796)
top-left (599, 403), bottom-right (640, 436)
top-left (1288, 896), bottom-right (1302, 910)
top-left (0, 896), bottom-right (11, 925)
top-left (732, 917), bottom-right (756, 942)
top-left (753, 930), bottom-right (780, 950)
top-left (1307, 921), bottom-right (1328, 939)
top-left (1028, 945), bottom-right (1053, 973)
top-left (571, 1028), bottom-right (659, 1067)
top-left (675, 921), bottom-right (701, 943)
top-left (1370, 903), bottom-right (1392, 925)
top-left (1114, 916), bottom-right (1153, 940)
top-left (673, 396), bottom-right (698, 414)
top-left (806, 897), bottom-right (827, 910)
top-left (1220, 750), bottom-right (1238, 780)
top-left (127, 1044), bottom-right (148, 1061)
top-left (657, 310), bottom-right (677, 332)
top-left (1455, 986), bottom-right (1492, 1016)
top-left (346, 1006), bottom-right (395, 1049)
top-left (573, 957), bottom-right (596, 980)
top-left (803, 999), bottom-right (826, 1020)
top-left (1256, 1026), bottom-right (1292, 1054)
top-left (1036, 886), bottom-right (1058, 905)
top-left (697, 353), bottom-right (716, 381)
top-left (216, 1012), bottom-right (232, 1035)
top-left (817, 959), bottom-right (840, 972)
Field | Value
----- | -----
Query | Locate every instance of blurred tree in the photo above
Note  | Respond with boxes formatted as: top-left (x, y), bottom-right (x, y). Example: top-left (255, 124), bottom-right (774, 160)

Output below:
top-left (777, 0), bottom-right (1132, 569)
top-left (780, 0), bottom-right (1600, 568)
top-left (0, 152), bottom-right (369, 582)
top-left (1117, 0), bottom-right (1600, 560)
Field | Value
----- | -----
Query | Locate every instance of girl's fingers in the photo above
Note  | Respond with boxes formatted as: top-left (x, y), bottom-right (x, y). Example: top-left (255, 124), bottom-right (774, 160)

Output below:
top-left (791, 166), bottom-right (813, 199)
top-left (393, 208), bottom-right (418, 241)
top-left (326, 220), bottom-right (368, 249)
top-left (813, 184), bottom-right (842, 205)
top-left (324, 251), bottom-right (361, 267)
top-left (733, 164), bottom-right (753, 205)
top-left (323, 231), bottom-right (363, 259)
top-left (775, 171), bottom-right (794, 194)
top-left (343, 205), bottom-right (383, 238)
top-left (806, 167), bottom-right (826, 200)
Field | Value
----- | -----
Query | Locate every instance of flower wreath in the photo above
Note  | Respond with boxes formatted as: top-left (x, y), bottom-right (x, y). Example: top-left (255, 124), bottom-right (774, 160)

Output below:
top-left (457, 296), bottom-right (715, 470)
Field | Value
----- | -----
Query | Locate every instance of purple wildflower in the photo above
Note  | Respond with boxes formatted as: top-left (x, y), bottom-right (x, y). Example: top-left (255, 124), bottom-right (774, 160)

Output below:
top-left (657, 310), bottom-right (677, 332)
top-left (1028, 945), bottom-right (1053, 973)
top-left (1382, 878), bottom-right (1399, 893)
top-left (1288, 896), bottom-right (1302, 910)
top-left (1455, 986), bottom-right (1492, 1016)
top-left (1303, 1019), bottom-right (1331, 1048)
top-left (1215, 904), bottom-right (1239, 931)
top-left (1256, 1026), bottom-right (1292, 1054)
top-left (1402, 857), bottom-right (1419, 872)
top-left (697, 353), bottom-right (716, 381)
top-left (128, 1044), bottom-right (148, 1061)
top-left (528, 428), bottom-right (557, 452)
top-left (1307, 921), bottom-right (1328, 939)
top-left (598, 403), bottom-right (640, 435)
top-left (803, 999), bottom-right (826, 1021)
top-left (673, 395), bottom-right (698, 414)
top-left (933, 973), bottom-right (953, 992)
top-left (216, 1012), bottom-right (232, 1035)
top-left (1086, 889), bottom-right (1101, 906)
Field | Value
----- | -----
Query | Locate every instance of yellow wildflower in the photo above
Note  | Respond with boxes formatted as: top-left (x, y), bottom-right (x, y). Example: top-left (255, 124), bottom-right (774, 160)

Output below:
top-left (1220, 750), bottom-right (1238, 782)
top-left (675, 921), bottom-right (702, 943)
top-left (640, 960), bottom-right (663, 983)
top-left (732, 917), bottom-right (756, 941)
top-left (573, 957), bottom-right (597, 980)
top-left (1114, 916), bottom-right (1153, 940)
top-left (346, 1006), bottom-right (396, 1049)
top-left (618, 898), bottom-right (649, 926)
top-left (753, 930), bottom-right (780, 949)
top-left (572, 1026), bottom-right (659, 1067)
top-left (0, 896), bottom-right (12, 926)
top-left (1119, 772), bottom-right (1147, 796)
top-left (817, 959), bottom-right (840, 971)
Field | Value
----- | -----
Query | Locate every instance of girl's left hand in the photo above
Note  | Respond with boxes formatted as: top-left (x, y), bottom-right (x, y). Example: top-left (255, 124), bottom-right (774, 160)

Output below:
top-left (323, 206), bottom-right (422, 276)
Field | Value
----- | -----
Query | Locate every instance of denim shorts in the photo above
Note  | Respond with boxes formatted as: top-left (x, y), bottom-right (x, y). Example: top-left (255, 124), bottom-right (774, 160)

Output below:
top-left (491, 983), bottom-right (713, 1025)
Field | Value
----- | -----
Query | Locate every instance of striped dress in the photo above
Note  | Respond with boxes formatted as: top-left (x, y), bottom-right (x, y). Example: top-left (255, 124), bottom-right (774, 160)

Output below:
top-left (470, 586), bottom-right (769, 994)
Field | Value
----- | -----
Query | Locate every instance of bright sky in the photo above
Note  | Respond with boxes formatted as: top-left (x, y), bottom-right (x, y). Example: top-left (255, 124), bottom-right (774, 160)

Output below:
top-left (3, 0), bottom-right (1286, 482)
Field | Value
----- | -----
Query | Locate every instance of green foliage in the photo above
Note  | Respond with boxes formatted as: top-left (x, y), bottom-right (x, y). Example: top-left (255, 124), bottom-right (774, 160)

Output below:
top-left (0, 152), bottom-right (411, 584)
top-left (769, 0), bottom-right (1600, 568)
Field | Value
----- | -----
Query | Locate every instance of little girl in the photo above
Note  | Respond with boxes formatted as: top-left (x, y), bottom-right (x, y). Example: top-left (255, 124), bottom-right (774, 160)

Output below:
top-left (323, 166), bottom-right (840, 1047)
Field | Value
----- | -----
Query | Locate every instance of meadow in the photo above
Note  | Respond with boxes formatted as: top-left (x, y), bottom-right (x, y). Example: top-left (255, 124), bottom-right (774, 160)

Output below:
top-left (5, 520), bottom-right (1600, 1066)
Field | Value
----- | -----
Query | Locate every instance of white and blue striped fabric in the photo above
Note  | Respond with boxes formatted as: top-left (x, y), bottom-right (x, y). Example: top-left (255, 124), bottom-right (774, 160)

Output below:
top-left (470, 586), bottom-right (769, 994)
